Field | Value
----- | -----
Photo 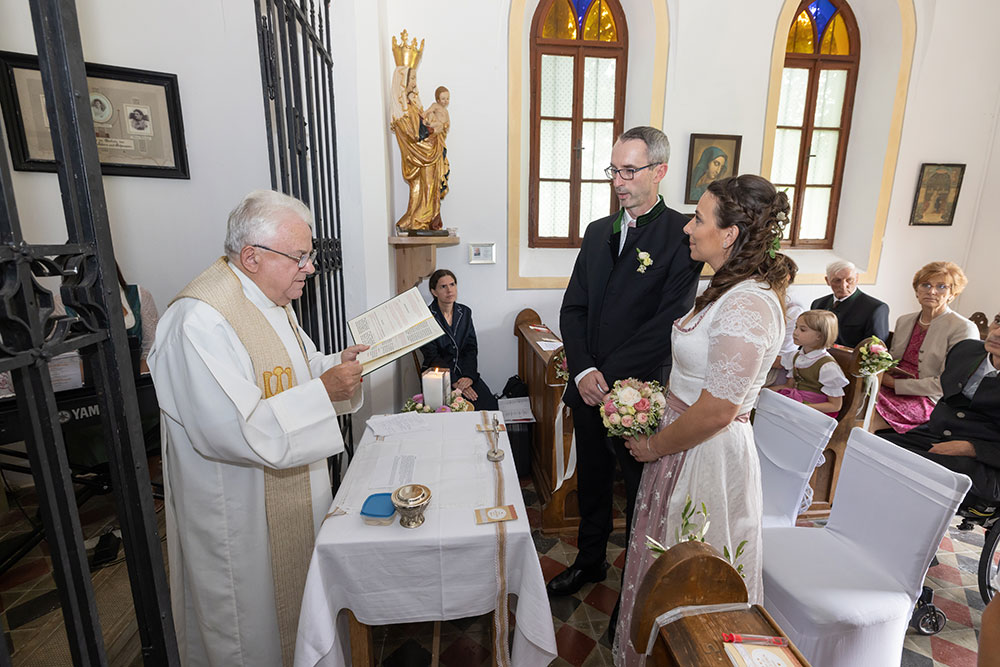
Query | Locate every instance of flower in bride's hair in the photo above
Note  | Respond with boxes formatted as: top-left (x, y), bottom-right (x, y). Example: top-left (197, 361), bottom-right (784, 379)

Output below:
top-left (776, 211), bottom-right (787, 222)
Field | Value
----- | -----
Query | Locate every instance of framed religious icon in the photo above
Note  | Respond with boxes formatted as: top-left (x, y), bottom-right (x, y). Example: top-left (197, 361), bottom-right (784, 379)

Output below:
top-left (0, 51), bottom-right (189, 179)
top-left (909, 163), bottom-right (965, 226)
top-left (685, 134), bottom-right (742, 205)
top-left (468, 243), bottom-right (496, 264)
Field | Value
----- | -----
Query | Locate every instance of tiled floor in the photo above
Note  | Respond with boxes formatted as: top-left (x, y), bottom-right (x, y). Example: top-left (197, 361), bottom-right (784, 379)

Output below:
top-left (0, 466), bottom-right (991, 665)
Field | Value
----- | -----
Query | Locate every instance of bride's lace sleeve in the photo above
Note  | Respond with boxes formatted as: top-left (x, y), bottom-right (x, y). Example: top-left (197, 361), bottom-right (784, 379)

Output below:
top-left (703, 288), bottom-right (781, 405)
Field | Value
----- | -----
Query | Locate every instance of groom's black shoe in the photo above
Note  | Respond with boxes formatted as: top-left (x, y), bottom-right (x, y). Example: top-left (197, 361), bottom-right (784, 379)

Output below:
top-left (546, 561), bottom-right (609, 596)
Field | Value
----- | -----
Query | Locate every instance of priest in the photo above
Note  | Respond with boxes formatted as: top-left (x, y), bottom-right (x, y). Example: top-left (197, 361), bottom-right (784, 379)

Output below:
top-left (148, 190), bottom-right (366, 667)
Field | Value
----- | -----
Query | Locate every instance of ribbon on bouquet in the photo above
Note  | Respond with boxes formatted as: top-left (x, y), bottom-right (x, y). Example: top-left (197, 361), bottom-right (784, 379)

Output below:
top-left (858, 373), bottom-right (881, 430)
top-left (551, 389), bottom-right (577, 492)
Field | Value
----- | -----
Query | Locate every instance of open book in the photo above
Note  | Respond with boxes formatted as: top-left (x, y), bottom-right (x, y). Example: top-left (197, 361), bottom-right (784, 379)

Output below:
top-left (349, 287), bottom-right (444, 375)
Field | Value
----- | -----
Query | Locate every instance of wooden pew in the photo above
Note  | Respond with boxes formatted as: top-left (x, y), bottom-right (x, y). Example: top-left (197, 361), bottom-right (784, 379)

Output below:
top-left (801, 338), bottom-right (881, 519)
top-left (631, 540), bottom-right (810, 666)
top-left (513, 309), bottom-right (579, 533)
top-left (970, 311), bottom-right (989, 340)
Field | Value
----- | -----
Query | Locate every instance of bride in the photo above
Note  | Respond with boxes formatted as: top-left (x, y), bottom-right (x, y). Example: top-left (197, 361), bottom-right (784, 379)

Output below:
top-left (614, 174), bottom-right (797, 665)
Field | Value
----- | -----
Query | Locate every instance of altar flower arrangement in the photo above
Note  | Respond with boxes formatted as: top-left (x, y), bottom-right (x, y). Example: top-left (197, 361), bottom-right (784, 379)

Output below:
top-left (645, 495), bottom-right (748, 578)
top-left (856, 337), bottom-right (898, 376)
top-left (635, 248), bottom-right (653, 274)
top-left (402, 390), bottom-right (475, 413)
top-left (552, 348), bottom-right (569, 383)
top-left (599, 378), bottom-right (666, 438)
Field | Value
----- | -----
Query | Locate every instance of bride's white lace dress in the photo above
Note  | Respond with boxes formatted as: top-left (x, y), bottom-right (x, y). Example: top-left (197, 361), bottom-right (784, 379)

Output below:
top-left (614, 279), bottom-right (784, 666)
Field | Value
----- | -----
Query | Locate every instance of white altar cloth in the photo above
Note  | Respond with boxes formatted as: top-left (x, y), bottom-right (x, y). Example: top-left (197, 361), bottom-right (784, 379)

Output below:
top-left (294, 412), bottom-right (557, 667)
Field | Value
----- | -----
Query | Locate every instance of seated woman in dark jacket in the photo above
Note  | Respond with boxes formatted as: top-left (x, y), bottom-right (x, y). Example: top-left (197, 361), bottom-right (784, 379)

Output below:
top-left (418, 269), bottom-right (498, 410)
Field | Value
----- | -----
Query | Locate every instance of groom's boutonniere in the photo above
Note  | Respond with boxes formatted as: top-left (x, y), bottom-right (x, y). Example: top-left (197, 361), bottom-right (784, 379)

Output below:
top-left (636, 248), bottom-right (653, 274)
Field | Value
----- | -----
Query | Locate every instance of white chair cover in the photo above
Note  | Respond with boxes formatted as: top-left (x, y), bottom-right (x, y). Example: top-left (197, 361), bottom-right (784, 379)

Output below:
top-left (763, 428), bottom-right (971, 667)
top-left (754, 390), bottom-right (836, 528)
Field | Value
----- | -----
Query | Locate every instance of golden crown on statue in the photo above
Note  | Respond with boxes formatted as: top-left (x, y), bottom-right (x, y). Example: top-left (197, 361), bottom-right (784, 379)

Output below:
top-left (392, 30), bottom-right (424, 69)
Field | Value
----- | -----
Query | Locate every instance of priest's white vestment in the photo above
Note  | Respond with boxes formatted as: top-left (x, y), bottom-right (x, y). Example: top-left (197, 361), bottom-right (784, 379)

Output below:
top-left (148, 264), bottom-right (361, 667)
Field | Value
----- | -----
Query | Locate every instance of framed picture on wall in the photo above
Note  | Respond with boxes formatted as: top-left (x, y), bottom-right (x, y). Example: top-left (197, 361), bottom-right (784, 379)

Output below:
top-left (684, 134), bottom-right (741, 205)
top-left (909, 163), bottom-right (965, 226)
top-left (468, 243), bottom-right (496, 265)
top-left (0, 50), bottom-right (189, 179)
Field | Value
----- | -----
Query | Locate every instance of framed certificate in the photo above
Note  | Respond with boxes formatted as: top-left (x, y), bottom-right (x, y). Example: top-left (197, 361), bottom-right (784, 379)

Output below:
top-left (0, 50), bottom-right (189, 179)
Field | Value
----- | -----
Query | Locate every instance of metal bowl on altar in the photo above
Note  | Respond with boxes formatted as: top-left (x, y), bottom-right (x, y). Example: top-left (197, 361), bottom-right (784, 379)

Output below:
top-left (391, 484), bottom-right (432, 528)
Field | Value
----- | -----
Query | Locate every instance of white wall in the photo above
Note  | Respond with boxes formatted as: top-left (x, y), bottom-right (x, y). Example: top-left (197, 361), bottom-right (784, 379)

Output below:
top-left (0, 0), bottom-right (270, 308)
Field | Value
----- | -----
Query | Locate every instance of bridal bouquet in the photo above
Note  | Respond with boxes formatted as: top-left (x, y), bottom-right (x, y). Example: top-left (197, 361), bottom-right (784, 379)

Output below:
top-left (857, 337), bottom-right (898, 376)
top-left (402, 390), bottom-right (474, 413)
top-left (600, 378), bottom-right (666, 438)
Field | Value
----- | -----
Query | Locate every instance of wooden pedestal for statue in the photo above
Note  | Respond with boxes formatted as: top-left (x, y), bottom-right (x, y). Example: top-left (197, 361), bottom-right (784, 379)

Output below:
top-left (513, 309), bottom-right (626, 535)
top-left (388, 235), bottom-right (460, 294)
top-left (632, 541), bottom-right (809, 666)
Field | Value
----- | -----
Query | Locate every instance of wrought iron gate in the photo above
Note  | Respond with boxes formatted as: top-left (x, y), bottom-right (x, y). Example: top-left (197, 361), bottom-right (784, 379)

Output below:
top-left (255, 0), bottom-right (353, 458)
top-left (0, 1), bottom-right (177, 665)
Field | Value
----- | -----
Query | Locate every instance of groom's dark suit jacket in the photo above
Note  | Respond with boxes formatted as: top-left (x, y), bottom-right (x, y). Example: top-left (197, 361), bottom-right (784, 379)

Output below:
top-left (560, 199), bottom-right (702, 409)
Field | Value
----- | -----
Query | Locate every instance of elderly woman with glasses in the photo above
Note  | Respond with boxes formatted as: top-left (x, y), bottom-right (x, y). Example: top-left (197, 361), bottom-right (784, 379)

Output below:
top-left (871, 261), bottom-right (980, 434)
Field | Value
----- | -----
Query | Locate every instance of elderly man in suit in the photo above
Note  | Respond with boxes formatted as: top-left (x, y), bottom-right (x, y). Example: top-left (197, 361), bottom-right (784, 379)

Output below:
top-left (880, 311), bottom-right (1000, 511)
top-left (812, 260), bottom-right (890, 347)
top-left (549, 126), bottom-right (703, 616)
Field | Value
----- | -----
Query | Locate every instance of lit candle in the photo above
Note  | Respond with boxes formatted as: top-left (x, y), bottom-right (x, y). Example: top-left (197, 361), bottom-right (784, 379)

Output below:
top-left (422, 368), bottom-right (447, 411)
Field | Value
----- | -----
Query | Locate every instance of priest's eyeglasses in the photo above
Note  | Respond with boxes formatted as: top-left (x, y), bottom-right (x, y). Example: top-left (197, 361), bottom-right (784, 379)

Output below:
top-left (604, 163), bottom-right (659, 181)
top-left (253, 244), bottom-right (317, 269)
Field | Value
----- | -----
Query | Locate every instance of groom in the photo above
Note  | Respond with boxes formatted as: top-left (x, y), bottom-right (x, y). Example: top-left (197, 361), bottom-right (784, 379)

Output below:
top-left (550, 127), bottom-right (702, 609)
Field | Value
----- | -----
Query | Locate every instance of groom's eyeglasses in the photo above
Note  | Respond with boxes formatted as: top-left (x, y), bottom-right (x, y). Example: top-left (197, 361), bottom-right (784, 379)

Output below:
top-left (604, 163), bottom-right (659, 181)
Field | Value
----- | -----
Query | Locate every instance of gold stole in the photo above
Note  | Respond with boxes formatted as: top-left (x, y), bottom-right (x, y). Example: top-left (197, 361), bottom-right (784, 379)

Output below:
top-left (173, 257), bottom-right (314, 667)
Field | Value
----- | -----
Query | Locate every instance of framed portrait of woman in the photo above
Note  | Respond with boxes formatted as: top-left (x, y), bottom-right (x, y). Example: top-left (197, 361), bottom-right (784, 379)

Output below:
top-left (685, 134), bottom-right (742, 205)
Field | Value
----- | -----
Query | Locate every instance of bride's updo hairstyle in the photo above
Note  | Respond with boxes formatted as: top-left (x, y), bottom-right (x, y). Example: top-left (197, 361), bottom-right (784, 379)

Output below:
top-left (695, 174), bottom-right (798, 313)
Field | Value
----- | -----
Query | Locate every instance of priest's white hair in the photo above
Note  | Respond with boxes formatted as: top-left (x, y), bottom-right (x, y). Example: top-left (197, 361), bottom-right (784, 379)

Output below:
top-left (225, 190), bottom-right (314, 261)
top-left (825, 259), bottom-right (857, 278)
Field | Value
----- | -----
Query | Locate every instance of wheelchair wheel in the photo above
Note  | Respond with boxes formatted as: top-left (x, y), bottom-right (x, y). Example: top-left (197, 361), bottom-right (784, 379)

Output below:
top-left (979, 521), bottom-right (1000, 605)
top-left (911, 605), bottom-right (947, 636)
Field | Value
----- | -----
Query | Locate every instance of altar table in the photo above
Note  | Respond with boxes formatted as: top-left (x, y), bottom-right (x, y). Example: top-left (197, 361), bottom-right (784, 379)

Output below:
top-left (294, 411), bottom-right (558, 666)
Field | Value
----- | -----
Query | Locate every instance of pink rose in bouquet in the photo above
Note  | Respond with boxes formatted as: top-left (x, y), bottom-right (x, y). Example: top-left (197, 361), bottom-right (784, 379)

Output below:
top-left (599, 378), bottom-right (666, 438)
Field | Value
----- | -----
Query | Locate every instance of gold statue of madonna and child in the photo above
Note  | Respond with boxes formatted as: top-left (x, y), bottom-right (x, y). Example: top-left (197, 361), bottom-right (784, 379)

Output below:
top-left (391, 30), bottom-right (450, 233)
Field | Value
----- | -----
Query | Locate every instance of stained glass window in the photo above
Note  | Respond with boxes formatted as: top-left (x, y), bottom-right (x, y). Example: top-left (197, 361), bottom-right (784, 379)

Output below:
top-left (542, 0), bottom-right (577, 40)
top-left (820, 14), bottom-right (850, 55)
top-left (530, 0), bottom-right (627, 247)
top-left (583, 1), bottom-right (617, 42)
top-left (773, 0), bottom-right (859, 248)
top-left (786, 10), bottom-right (814, 54)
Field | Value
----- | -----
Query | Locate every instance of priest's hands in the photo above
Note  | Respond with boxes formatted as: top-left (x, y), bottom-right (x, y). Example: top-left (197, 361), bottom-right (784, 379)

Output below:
top-left (339, 344), bottom-right (369, 363)
top-left (321, 345), bottom-right (368, 402)
top-left (578, 369), bottom-right (610, 406)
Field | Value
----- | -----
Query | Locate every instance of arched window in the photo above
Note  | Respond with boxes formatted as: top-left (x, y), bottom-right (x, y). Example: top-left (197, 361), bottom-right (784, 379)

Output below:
top-left (528, 0), bottom-right (627, 248)
top-left (772, 0), bottom-right (859, 249)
